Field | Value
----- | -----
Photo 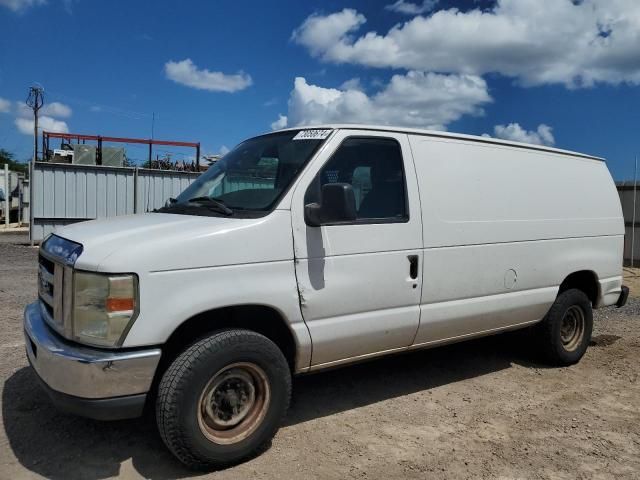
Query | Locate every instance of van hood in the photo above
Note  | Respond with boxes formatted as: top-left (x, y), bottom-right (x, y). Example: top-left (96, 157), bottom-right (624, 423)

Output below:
top-left (54, 211), bottom-right (293, 273)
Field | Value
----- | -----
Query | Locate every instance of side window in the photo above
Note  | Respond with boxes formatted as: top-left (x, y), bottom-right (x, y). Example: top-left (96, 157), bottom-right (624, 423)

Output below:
top-left (352, 166), bottom-right (372, 210)
top-left (305, 137), bottom-right (408, 222)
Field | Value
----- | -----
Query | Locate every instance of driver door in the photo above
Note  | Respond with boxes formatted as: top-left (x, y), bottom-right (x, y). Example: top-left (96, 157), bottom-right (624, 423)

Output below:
top-left (291, 130), bottom-right (423, 368)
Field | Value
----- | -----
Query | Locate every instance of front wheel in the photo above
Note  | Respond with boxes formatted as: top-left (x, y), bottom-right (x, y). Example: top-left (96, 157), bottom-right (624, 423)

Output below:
top-left (536, 288), bottom-right (593, 366)
top-left (156, 329), bottom-right (291, 470)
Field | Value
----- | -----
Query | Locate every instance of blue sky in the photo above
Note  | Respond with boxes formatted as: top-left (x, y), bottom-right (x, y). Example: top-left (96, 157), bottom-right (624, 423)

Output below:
top-left (1, 0), bottom-right (639, 179)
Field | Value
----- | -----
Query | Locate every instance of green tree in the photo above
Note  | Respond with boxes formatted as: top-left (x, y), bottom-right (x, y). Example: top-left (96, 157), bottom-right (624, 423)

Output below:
top-left (0, 149), bottom-right (28, 174)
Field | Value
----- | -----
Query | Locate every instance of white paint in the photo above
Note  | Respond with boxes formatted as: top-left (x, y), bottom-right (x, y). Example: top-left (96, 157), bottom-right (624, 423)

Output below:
top-left (58, 211), bottom-right (312, 370)
top-left (290, 129), bottom-right (423, 366)
top-left (409, 136), bottom-right (621, 247)
top-left (50, 124), bottom-right (624, 374)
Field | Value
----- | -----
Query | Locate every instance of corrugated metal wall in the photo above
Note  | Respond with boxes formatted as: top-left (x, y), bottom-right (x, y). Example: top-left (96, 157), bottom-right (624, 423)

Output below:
top-left (219, 175), bottom-right (273, 194)
top-left (1, 168), bottom-right (27, 225)
top-left (31, 162), bottom-right (199, 241)
top-left (618, 184), bottom-right (640, 265)
top-left (137, 168), bottom-right (199, 213)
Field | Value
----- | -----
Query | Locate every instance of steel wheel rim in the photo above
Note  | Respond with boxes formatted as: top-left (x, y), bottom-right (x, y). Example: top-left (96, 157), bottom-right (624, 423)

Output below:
top-left (560, 305), bottom-right (585, 352)
top-left (197, 362), bottom-right (271, 445)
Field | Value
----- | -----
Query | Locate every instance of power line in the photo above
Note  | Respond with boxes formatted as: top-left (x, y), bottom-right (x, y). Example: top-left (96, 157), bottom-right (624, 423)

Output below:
top-left (45, 88), bottom-right (154, 121)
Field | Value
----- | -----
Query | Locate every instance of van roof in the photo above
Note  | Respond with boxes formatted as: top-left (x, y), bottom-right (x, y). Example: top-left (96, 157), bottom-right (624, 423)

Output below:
top-left (274, 124), bottom-right (603, 162)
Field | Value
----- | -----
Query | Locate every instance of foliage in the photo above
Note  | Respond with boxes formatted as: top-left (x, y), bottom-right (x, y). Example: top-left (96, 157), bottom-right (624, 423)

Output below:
top-left (0, 149), bottom-right (28, 174)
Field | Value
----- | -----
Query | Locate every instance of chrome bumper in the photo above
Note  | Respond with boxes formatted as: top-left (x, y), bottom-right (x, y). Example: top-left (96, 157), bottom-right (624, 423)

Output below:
top-left (24, 302), bottom-right (161, 399)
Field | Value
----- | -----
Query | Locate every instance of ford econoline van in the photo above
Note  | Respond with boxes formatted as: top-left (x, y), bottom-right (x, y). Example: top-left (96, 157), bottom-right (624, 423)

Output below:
top-left (24, 125), bottom-right (628, 468)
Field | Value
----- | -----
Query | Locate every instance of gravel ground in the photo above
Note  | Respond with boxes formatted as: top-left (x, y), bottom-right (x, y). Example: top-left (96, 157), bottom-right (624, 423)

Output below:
top-left (1, 234), bottom-right (639, 479)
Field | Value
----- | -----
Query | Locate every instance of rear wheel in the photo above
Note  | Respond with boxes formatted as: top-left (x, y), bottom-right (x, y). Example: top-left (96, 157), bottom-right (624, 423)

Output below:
top-left (156, 329), bottom-right (291, 470)
top-left (537, 288), bottom-right (593, 366)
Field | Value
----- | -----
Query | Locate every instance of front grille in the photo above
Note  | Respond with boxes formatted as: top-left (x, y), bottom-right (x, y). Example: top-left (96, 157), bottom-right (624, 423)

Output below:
top-left (38, 254), bottom-right (66, 335)
top-left (37, 235), bottom-right (82, 339)
top-left (39, 254), bottom-right (54, 274)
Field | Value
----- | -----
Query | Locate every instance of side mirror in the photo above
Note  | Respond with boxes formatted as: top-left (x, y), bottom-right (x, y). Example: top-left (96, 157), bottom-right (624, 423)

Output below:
top-left (305, 183), bottom-right (357, 226)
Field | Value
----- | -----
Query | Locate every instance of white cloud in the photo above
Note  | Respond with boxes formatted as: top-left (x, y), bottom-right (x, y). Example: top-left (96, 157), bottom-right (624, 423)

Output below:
top-left (0, 0), bottom-right (45, 12)
top-left (487, 123), bottom-right (555, 146)
top-left (293, 2), bottom-right (640, 87)
top-left (15, 101), bottom-right (31, 118)
top-left (274, 72), bottom-right (491, 131)
top-left (0, 97), bottom-right (10, 113)
top-left (219, 145), bottom-right (230, 155)
top-left (385, 0), bottom-right (438, 15)
top-left (339, 78), bottom-right (362, 91)
top-left (11, 97), bottom-right (72, 135)
top-left (164, 59), bottom-right (252, 93)
top-left (15, 115), bottom-right (69, 135)
top-left (291, 9), bottom-right (366, 59)
top-left (271, 114), bottom-right (288, 130)
top-left (41, 101), bottom-right (72, 118)
top-left (14, 118), bottom-right (33, 134)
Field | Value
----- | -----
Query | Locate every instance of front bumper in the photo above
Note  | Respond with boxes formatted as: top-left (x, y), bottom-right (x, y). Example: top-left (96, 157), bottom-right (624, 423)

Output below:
top-left (23, 302), bottom-right (161, 420)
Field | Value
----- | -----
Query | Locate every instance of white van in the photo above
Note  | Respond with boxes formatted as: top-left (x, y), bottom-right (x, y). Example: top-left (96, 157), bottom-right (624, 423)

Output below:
top-left (24, 125), bottom-right (627, 468)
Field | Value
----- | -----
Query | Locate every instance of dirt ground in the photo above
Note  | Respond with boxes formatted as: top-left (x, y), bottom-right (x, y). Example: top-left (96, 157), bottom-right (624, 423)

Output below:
top-left (0, 234), bottom-right (639, 479)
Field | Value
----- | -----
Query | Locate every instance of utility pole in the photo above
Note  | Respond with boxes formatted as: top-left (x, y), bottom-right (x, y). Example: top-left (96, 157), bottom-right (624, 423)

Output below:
top-left (26, 85), bottom-right (44, 164)
top-left (3, 163), bottom-right (8, 229)
top-left (26, 84), bottom-right (43, 245)
top-left (632, 155), bottom-right (638, 267)
top-left (148, 113), bottom-right (156, 167)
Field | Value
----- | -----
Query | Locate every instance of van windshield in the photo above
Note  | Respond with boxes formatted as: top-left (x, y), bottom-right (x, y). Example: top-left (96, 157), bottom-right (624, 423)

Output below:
top-left (157, 129), bottom-right (330, 218)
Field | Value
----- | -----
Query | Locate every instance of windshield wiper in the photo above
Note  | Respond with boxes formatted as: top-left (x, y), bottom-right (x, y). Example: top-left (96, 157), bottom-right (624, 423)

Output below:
top-left (187, 196), bottom-right (233, 215)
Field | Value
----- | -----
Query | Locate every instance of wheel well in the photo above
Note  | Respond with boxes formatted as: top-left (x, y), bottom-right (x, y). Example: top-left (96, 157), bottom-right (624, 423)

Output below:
top-left (559, 271), bottom-right (599, 306)
top-left (155, 305), bottom-right (297, 382)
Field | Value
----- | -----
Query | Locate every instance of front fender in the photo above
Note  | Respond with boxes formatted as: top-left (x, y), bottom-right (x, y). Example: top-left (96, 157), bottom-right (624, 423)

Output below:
top-left (122, 260), bottom-right (311, 371)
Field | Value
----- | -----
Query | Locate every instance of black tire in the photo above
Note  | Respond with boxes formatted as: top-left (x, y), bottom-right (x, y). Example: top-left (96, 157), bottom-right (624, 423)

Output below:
top-left (156, 329), bottom-right (291, 470)
top-left (537, 288), bottom-right (593, 366)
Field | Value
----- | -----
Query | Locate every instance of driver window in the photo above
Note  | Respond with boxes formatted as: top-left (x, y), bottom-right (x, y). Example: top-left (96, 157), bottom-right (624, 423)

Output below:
top-left (305, 137), bottom-right (408, 222)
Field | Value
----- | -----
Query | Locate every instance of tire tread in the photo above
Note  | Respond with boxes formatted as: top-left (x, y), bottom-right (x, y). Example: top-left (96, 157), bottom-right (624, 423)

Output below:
top-left (537, 288), bottom-right (593, 366)
top-left (156, 329), bottom-right (291, 470)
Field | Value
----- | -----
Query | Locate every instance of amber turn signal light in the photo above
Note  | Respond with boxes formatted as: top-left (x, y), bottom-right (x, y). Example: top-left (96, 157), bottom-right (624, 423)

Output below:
top-left (105, 297), bottom-right (135, 312)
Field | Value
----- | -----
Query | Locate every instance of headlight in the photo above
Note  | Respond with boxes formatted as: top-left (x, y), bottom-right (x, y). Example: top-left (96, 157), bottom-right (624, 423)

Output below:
top-left (73, 272), bottom-right (138, 347)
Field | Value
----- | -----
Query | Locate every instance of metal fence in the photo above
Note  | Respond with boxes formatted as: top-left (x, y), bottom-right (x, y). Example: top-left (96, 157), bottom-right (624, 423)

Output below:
top-left (1, 165), bottom-right (9, 227)
top-left (1, 165), bottom-right (28, 227)
top-left (617, 182), bottom-right (640, 266)
top-left (30, 162), bottom-right (200, 241)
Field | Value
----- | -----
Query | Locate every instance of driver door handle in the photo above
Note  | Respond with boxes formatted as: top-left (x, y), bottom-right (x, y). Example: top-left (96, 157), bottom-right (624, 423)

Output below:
top-left (408, 255), bottom-right (419, 280)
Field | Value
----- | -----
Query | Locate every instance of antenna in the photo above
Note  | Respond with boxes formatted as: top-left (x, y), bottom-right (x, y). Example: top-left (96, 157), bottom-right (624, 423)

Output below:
top-left (26, 84), bottom-right (45, 163)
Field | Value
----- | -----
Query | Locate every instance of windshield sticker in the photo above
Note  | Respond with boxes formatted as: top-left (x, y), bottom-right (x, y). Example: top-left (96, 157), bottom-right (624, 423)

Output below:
top-left (293, 129), bottom-right (333, 141)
